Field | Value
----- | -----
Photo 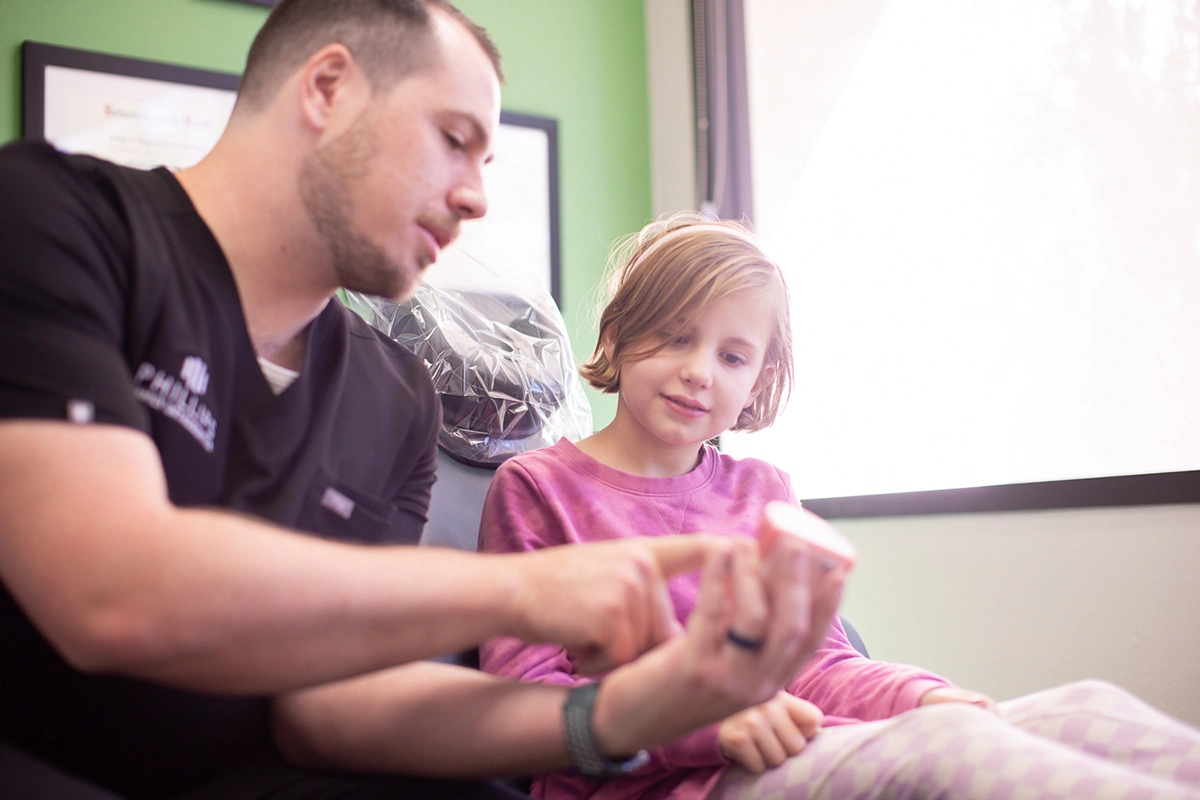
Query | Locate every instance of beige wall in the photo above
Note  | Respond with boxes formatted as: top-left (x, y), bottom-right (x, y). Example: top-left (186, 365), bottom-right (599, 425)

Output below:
top-left (838, 505), bottom-right (1200, 727)
top-left (645, 0), bottom-right (1200, 728)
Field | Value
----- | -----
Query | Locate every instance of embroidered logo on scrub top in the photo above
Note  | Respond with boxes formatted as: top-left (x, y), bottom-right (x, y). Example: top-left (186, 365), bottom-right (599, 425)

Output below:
top-left (180, 356), bottom-right (210, 395)
top-left (133, 358), bottom-right (217, 453)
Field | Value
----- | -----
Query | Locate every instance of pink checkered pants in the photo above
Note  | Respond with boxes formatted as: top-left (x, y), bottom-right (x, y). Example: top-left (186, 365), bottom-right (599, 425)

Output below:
top-left (712, 680), bottom-right (1200, 799)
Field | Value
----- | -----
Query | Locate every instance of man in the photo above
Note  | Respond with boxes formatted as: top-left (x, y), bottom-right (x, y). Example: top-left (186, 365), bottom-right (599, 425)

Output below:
top-left (0, 1), bottom-right (845, 798)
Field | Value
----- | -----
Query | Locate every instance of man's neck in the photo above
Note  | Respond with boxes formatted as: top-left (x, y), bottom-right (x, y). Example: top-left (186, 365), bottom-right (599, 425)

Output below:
top-left (174, 135), bottom-right (334, 371)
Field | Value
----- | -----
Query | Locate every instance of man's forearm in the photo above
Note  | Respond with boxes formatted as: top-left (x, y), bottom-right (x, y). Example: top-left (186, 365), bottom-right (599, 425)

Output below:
top-left (1, 422), bottom-right (697, 698)
top-left (0, 422), bottom-right (524, 695)
top-left (270, 534), bottom-right (848, 782)
top-left (271, 645), bottom-right (728, 779)
top-left (96, 511), bottom-right (530, 693)
top-left (272, 661), bottom-right (574, 778)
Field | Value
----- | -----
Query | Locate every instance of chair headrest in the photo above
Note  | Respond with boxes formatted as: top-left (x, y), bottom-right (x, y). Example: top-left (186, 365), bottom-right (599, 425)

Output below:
top-left (346, 284), bottom-right (592, 468)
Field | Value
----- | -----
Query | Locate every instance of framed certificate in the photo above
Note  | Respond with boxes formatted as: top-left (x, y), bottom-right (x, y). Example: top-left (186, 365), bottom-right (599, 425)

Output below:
top-left (23, 41), bottom-right (239, 171)
top-left (22, 41), bottom-right (561, 303)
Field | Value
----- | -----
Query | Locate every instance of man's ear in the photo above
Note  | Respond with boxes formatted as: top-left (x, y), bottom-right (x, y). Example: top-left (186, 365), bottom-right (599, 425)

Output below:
top-left (297, 43), bottom-right (366, 134)
top-left (744, 363), bottom-right (776, 409)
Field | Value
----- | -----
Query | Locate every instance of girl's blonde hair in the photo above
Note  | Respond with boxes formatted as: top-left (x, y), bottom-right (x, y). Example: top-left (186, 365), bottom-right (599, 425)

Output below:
top-left (580, 212), bottom-right (794, 432)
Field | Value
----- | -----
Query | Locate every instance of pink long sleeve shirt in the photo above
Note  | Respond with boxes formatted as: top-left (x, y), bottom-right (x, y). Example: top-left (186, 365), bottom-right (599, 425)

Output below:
top-left (479, 439), bottom-right (949, 800)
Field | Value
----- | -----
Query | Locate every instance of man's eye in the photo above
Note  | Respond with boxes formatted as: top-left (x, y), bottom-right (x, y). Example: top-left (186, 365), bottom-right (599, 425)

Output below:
top-left (444, 132), bottom-right (465, 150)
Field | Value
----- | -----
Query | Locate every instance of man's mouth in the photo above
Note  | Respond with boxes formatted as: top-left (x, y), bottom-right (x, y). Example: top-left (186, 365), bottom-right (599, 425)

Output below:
top-left (418, 225), bottom-right (445, 262)
top-left (419, 218), bottom-right (458, 251)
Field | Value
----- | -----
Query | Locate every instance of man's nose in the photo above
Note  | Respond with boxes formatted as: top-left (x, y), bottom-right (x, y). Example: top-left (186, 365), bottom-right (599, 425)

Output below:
top-left (450, 166), bottom-right (488, 221)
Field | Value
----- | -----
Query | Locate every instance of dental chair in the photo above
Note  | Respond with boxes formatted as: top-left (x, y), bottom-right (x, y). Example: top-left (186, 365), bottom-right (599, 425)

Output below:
top-left (348, 279), bottom-right (870, 661)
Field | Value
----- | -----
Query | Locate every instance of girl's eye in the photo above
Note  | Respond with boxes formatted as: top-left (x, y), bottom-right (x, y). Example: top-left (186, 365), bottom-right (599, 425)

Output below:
top-left (723, 353), bottom-right (747, 366)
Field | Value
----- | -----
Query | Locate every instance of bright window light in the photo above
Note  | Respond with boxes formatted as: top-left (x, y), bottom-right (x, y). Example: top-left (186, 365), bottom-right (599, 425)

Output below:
top-left (728, 0), bottom-right (1200, 501)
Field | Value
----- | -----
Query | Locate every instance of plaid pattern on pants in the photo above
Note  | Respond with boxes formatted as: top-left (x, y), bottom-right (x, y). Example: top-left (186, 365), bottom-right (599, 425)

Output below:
top-left (713, 680), bottom-right (1200, 799)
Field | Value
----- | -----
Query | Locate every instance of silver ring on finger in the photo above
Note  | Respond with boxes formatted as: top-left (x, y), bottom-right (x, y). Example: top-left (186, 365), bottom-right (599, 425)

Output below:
top-left (726, 629), bottom-right (765, 652)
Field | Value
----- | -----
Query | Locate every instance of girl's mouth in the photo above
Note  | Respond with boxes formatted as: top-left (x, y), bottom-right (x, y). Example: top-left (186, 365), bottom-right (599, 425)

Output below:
top-left (663, 394), bottom-right (707, 416)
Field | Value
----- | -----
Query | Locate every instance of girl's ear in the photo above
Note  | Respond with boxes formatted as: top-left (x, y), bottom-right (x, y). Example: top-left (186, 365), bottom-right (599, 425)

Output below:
top-left (744, 363), bottom-right (776, 409)
top-left (599, 328), bottom-right (622, 390)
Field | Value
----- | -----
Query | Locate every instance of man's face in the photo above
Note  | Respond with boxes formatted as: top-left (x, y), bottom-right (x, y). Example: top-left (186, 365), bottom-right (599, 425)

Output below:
top-left (299, 12), bottom-right (501, 300)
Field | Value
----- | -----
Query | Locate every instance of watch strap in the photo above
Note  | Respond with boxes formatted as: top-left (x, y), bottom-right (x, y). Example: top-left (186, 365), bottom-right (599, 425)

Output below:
top-left (562, 682), bottom-right (650, 779)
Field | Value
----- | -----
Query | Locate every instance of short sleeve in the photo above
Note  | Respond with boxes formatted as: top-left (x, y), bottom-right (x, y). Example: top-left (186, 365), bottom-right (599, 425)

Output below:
top-left (0, 143), bottom-right (147, 431)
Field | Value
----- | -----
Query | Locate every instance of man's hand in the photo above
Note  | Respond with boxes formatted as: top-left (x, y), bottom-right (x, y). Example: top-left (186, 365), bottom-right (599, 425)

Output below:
top-left (919, 686), bottom-right (997, 713)
top-left (590, 534), bottom-right (846, 757)
top-left (503, 534), bottom-right (726, 674)
top-left (270, 531), bottom-right (845, 779)
top-left (718, 691), bottom-right (822, 773)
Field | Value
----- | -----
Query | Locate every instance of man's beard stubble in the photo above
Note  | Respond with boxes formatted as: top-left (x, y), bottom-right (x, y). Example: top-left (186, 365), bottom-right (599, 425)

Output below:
top-left (298, 116), bottom-right (415, 300)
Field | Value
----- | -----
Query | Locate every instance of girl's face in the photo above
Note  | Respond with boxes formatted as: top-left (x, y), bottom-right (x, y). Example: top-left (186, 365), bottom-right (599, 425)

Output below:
top-left (614, 289), bottom-right (776, 462)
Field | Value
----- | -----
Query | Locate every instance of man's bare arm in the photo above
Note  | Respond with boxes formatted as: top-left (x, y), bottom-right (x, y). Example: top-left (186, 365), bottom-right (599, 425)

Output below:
top-left (0, 421), bottom-right (709, 694)
top-left (271, 540), bottom-right (847, 778)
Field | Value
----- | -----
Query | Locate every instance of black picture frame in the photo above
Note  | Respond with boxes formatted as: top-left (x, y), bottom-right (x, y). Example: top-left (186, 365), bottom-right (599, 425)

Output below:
top-left (22, 41), bottom-right (240, 170)
top-left (22, 41), bottom-right (240, 141)
top-left (21, 41), bottom-right (561, 305)
top-left (495, 110), bottom-right (561, 306)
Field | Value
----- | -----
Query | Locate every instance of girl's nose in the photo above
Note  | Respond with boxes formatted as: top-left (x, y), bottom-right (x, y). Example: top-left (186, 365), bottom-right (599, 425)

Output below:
top-left (680, 353), bottom-right (713, 389)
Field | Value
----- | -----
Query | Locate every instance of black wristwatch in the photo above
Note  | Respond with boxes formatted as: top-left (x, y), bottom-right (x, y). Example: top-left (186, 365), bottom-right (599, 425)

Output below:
top-left (562, 682), bottom-right (650, 779)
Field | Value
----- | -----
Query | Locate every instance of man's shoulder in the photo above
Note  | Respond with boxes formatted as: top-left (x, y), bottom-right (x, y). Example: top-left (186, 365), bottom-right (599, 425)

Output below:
top-left (0, 139), bottom-right (73, 175)
top-left (0, 139), bottom-right (132, 189)
top-left (0, 141), bottom-right (97, 207)
top-left (0, 141), bottom-right (174, 231)
top-left (336, 300), bottom-right (437, 395)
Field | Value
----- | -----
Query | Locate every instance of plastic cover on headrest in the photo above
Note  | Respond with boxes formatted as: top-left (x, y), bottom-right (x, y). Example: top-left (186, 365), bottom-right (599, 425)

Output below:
top-left (344, 262), bottom-right (592, 468)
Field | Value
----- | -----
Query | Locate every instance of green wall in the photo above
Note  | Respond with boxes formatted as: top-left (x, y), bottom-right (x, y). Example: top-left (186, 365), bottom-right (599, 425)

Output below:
top-left (0, 0), bottom-right (650, 425)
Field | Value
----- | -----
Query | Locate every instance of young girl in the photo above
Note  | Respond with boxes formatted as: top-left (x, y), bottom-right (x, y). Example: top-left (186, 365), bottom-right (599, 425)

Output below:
top-left (479, 213), bottom-right (1200, 800)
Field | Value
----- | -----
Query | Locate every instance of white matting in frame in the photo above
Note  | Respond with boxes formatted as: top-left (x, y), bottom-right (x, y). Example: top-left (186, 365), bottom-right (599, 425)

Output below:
top-left (23, 42), bottom-right (562, 304)
top-left (24, 42), bottom-right (240, 171)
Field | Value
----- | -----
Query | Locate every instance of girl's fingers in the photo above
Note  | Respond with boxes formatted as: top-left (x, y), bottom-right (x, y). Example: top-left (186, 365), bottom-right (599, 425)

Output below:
top-left (781, 692), bottom-right (824, 739)
top-left (750, 714), bottom-right (790, 768)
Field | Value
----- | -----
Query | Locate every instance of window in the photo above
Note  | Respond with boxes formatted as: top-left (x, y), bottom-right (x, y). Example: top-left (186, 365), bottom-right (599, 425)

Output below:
top-left (727, 0), bottom-right (1200, 513)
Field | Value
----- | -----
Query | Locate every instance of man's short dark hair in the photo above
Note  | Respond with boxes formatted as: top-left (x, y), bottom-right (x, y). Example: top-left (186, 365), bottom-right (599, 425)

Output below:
top-left (236, 0), bottom-right (502, 111)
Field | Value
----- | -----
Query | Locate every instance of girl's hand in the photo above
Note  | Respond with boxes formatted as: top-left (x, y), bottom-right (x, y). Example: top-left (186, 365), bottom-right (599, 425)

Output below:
top-left (718, 691), bottom-right (823, 773)
top-left (919, 686), bottom-right (998, 713)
